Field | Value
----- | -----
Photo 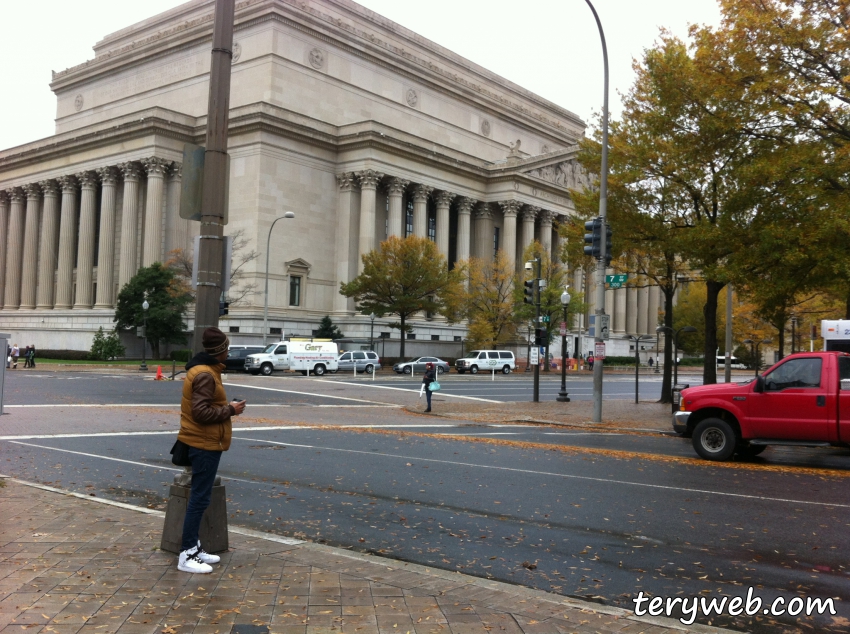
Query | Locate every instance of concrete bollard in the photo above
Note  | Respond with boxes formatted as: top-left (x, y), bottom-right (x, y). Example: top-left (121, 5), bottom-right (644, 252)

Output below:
top-left (160, 469), bottom-right (229, 554)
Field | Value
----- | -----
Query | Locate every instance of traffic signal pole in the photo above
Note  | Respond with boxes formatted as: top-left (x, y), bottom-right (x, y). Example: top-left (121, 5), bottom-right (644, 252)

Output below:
top-left (533, 258), bottom-right (542, 403)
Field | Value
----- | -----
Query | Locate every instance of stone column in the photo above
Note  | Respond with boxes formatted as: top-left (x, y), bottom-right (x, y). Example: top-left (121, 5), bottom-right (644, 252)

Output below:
top-left (520, 205), bottom-right (539, 260)
top-left (498, 200), bottom-right (520, 270)
top-left (335, 172), bottom-right (360, 313)
top-left (539, 210), bottom-right (553, 256)
top-left (0, 191), bottom-right (8, 309)
top-left (434, 191), bottom-right (454, 261)
top-left (552, 217), bottom-right (563, 263)
top-left (19, 184), bottom-right (42, 309)
top-left (36, 181), bottom-right (60, 309)
top-left (455, 197), bottom-right (474, 263)
top-left (95, 167), bottom-right (119, 308)
top-left (614, 287), bottom-right (627, 333)
top-left (54, 176), bottom-right (78, 309)
top-left (386, 177), bottom-right (408, 238)
top-left (4, 189), bottom-right (25, 309)
top-left (164, 162), bottom-right (187, 258)
top-left (474, 203), bottom-right (493, 261)
top-left (74, 171), bottom-right (99, 309)
top-left (626, 286), bottom-right (638, 334)
top-left (118, 163), bottom-right (142, 289)
top-left (637, 286), bottom-right (648, 335)
top-left (142, 157), bottom-right (169, 267)
top-left (412, 184), bottom-right (433, 237)
top-left (356, 170), bottom-right (383, 273)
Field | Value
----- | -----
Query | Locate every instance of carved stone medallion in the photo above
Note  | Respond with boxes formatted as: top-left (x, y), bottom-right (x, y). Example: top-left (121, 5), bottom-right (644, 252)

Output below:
top-left (480, 118), bottom-right (491, 137)
top-left (406, 88), bottom-right (418, 107)
top-left (309, 47), bottom-right (325, 69)
top-left (74, 94), bottom-right (84, 112)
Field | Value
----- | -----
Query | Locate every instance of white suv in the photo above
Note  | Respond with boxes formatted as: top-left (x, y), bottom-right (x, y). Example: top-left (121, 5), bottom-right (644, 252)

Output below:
top-left (455, 350), bottom-right (516, 374)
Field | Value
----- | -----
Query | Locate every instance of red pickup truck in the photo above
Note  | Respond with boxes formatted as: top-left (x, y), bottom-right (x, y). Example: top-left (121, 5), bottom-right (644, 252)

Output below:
top-left (674, 351), bottom-right (850, 461)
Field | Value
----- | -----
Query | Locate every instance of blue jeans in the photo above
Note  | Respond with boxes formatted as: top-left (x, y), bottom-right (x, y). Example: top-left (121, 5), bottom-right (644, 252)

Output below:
top-left (425, 389), bottom-right (432, 409)
top-left (181, 447), bottom-right (222, 551)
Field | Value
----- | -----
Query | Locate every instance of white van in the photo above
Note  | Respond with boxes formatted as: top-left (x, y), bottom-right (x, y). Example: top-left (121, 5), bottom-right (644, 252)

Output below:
top-left (245, 340), bottom-right (339, 376)
top-left (715, 355), bottom-right (746, 370)
top-left (455, 350), bottom-right (516, 374)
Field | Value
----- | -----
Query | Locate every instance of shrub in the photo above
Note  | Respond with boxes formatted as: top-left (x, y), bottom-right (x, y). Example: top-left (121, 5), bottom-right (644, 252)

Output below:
top-left (89, 327), bottom-right (126, 361)
top-left (170, 349), bottom-right (192, 362)
top-left (37, 349), bottom-right (91, 361)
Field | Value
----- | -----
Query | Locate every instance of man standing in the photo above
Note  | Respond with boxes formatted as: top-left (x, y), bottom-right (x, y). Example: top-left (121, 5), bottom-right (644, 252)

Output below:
top-left (176, 327), bottom-right (246, 573)
top-left (11, 344), bottom-right (19, 369)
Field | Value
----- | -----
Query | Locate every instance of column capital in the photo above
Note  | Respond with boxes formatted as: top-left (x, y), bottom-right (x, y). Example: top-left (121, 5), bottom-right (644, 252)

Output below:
top-left (336, 172), bottom-right (359, 191)
top-left (57, 175), bottom-right (78, 193)
top-left (457, 197), bottom-right (475, 215)
top-left (142, 157), bottom-right (171, 176)
top-left (356, 169), bottom-right (384, 189)
top-left (0, 190), bottom-right (8, 205)
top-left (522, 205), bottom-right (540, 221)
top-left (39, 180), bottom-right (60, 197)
top-left (434, 190), bottom-right (455, 207)
top-left (8, 187), bottom-right (25, 203)
top-left (386, 177), bottom-right (409, 196)
top-left (23, 183), bottom-right (42, 199)
top-left (168, 162), bottom-right (183, 179)
top-left (412, 184), bottom-right (433, 202)
top-left (474, 202), bottom-right (492, 220)
top-left (76, 171), bottom-right (99, 189)
top-left (498, 200), bottom-right (521, 217)
top-left (96, 166), bottom-right (120, 185)
top-left (118, 162), bottom-right (143, 181)
top-left (539, 210), bottom-right (554, 226)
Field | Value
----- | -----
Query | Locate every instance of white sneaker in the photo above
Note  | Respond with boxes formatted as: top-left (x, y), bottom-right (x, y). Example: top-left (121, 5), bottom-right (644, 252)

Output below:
top-left (196, 540), bottom-right (220, 564)
top-left (178, 547), bottom-right (213, 573)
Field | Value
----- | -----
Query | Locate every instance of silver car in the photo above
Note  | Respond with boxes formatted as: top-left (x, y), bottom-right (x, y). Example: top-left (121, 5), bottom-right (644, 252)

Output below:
top-left (337, 350), bottom-right (382, 373)
top-left (392, 357), bottom-right (449, 375)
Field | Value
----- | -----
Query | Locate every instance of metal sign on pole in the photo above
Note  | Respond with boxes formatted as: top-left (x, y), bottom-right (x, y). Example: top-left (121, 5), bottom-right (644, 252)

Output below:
top-left (191, 235), bottom-right (233, 294)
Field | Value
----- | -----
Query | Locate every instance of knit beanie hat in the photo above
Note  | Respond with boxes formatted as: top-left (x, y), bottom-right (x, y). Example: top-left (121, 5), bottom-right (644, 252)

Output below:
top-left (202, 327), bottom-right (229, 355)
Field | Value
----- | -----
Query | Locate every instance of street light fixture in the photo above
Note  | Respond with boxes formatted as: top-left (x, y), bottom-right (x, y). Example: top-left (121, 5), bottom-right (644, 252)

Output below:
top-left (556, 288), bottom-right (571, 402)
top-left (139, 298), bottom-right (150, 372)
top-left (656, 325), bottom-right (697, 387)
top-left (743, 338), bottom-right (772, 377)
top-left (263, 211), bottom-right (296, 346)
top-left (369, 312), bottom-right (376, 351)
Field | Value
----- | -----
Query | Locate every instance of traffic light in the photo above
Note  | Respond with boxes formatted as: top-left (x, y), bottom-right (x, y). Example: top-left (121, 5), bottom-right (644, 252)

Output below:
top-left (523, 279), bottom-right (535, 305)
top-left (583, 217), bottom-right (602, 258)
top-left (534, 328), bottom-right (545, 346)
top-left (604, 223), bottom-right (613, 266)
top-left (219, 301), bottom-right (229, 316)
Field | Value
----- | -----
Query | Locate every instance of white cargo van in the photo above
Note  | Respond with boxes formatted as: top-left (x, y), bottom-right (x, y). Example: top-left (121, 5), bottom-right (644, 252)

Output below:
top-left (245, 340), bottom-right (339, 376)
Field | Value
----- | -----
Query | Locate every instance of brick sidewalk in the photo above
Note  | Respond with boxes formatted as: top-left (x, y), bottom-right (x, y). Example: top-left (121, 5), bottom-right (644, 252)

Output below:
top-left (0, 477), bottom-right (731, 634)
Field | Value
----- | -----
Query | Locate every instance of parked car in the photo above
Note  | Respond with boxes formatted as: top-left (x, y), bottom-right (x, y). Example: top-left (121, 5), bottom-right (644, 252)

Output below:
top-left (337, 350), bottom-right (382, 373)
top-left (393, 357), bottom-right (449, 375)
top-left (455, 350), bottom-right (516, 374)
top-left (224, 345), bottom-right (265, 371)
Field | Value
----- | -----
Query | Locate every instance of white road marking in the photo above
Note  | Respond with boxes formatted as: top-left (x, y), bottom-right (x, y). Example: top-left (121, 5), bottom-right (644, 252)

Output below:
top-left (222, 381), bottom-right (396, 406)
top-left (322, 379), bottom-right (500, 403)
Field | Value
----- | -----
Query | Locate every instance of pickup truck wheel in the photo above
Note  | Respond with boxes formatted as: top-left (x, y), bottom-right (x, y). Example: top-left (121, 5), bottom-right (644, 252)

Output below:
top-left (260, 363), bottom-right (273, 376)
top-left (470, 365), bottom-right (479, 375)
top-left (736, 443), bottom-right (767, 458)
top-left (692, 418), bottom-right (738, 461)
top-left (502, 365), bottom-right (511, 374)
top-left (314, 364), bottom-right (326, 376)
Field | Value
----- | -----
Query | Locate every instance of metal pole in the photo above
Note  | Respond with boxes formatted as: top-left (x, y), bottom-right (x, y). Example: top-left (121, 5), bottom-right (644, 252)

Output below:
top-left (673, 330), bottom-right (680, 388)
top-left (585, 0), bottom-right (609, 423)
top-left (724, 284), bottom-right (732, 382)
top-left (141, 311), bottom-right (148, 372)
top-left (263, 215), bottom-right (292, 346)
top-left (533, 258), bottom-right (541, 402)
top-left (557, 304), bottom-right (570, 402)
top-left (193, 0), bottom-right (235, 354)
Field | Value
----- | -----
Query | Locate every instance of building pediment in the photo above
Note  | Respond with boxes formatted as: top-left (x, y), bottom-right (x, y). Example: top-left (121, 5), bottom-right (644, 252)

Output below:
top-left (286, 258), bottom-right (312, 273)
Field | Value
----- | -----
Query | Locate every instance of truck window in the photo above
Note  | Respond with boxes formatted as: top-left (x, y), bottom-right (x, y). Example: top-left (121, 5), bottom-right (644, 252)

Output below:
top-left (275, 345), bottom-right (287, 355)
top-left (499, 352), bottom-right (512, 359)
top-left (764, 358), bottom-right (822, 391)
top-left (839, 357), bottom-right (850, 382)
top-left (488, 352), bottom-right (499, 359)
top-left (339, 353), bottom-right (350, 361)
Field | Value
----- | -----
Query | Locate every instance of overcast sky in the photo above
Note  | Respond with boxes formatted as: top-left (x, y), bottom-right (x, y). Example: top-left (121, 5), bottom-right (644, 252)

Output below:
top-left (0, 0), bottom-right (722, 151)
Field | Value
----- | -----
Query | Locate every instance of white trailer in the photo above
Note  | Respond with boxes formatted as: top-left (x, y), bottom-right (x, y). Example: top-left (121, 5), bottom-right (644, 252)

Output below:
top-left (245, 340), bottom-right (339, 376)
top-left (821, 320), bottom-right (850, 354)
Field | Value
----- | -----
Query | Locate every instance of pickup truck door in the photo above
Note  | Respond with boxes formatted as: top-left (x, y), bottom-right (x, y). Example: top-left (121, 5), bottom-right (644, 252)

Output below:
top-left (838, 356), bottom-right (850, 442)
top-left (747, 357), bottom-right (829, 440)
top-left (274, 345), bottom-right (289, 370)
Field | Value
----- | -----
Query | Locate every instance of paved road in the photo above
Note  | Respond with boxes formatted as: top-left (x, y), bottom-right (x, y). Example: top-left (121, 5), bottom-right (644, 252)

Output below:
top-left (2, 370), bottom-right (848, 633)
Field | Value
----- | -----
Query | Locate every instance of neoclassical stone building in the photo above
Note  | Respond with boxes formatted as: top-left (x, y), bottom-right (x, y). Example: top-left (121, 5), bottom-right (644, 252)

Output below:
top-left (0, 0), bottom-right (660, 356)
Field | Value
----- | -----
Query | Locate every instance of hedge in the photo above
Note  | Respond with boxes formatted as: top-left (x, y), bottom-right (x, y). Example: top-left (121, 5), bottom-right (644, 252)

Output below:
top-left (170, 349), bottom-right (192, 362)
top-left (34, 349), bottom-right (91, 361)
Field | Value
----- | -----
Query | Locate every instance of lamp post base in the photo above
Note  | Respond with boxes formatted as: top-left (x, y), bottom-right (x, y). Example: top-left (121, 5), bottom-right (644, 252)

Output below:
top-left (139, 364), bottom-right (148, 372)
top-left (556, 391), bottom-right (570, 402)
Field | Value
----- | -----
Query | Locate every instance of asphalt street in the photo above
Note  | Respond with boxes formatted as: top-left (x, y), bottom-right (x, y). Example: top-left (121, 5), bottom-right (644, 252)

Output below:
top-left (1, 370), bottom-right (848, 633)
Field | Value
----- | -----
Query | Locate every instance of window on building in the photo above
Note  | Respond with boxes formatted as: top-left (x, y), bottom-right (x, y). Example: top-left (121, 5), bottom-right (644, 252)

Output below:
top-left (270, 327), bottom-right (282, 335)
top-left (405, 198), bottom-right (414, 237)
top-left (428, 206), bottom-right (436, 242)
top-left (407, 333), bottom-right (416, 340)
top-left (290, 275), bottom-right (302, 306)
top-left (454, 336), bottom-right (462, 342)
top-left (229, 326), bottom-right (240, 333)
top-left (380, 332), bottom-right (390, 339)
top-left (493, 226), bottom-right (500, 258)
top-left (431, 335), bottom-right (439, 341)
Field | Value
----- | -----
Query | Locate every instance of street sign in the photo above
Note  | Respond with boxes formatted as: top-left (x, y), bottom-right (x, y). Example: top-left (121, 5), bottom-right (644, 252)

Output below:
top-left (538, 315), bottom-right (550, 323)
top-left (560, 321), bottom-right (567, 336)
top-left (530, 347), bottom-right (539, 366)
top-left (605, 274), bottom-right (628, 289)
top-left (599, 314), bottom-right (610, 340)
top-left (180, 143), bottom-right (230, 224)
top-left (595, 342), bottom-right (606, 359)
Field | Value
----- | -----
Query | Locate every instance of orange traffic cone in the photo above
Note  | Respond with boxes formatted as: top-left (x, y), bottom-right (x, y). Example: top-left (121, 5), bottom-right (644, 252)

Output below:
top-left (155, 365), bottom-right (164, 381)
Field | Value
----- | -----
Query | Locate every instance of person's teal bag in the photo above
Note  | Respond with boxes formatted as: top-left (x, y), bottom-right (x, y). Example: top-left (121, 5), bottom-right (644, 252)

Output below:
top-left (429, 381), bottom-right (441, 391)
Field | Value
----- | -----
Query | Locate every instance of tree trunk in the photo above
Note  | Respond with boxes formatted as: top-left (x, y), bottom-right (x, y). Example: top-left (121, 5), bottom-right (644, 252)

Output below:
top-left (399, 314), bottom-right (406, 360)
top-left (702, 279), bottom-right (724, 385)
top-left (659, 288), bottom-right (675, 403)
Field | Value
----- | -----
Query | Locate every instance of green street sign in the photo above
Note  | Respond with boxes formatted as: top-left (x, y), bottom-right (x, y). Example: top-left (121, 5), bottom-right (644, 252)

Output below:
top-left (605, 274), bottom-right (628, 289)
top-left (538, 315), bottom-right (550, 323)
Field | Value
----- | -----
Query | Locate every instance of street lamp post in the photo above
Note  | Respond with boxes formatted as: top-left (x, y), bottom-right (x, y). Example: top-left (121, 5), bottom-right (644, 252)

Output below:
top-left (743, 338), bottom-right (772, 377)
top-left (556, 289), bottom-right (571, 402)
top-left (369, 313), bottom-right (375, 351)
top-left (262, 212), bottom-right (296, 346)
top-left (656, 325), bottom-right (697, 387)
top-left (790, 315), bottom-right (797, 354)
top-left (629, 334), bottom-right (654, 404)
top-left (139, 299), bottom-right (149, 372)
